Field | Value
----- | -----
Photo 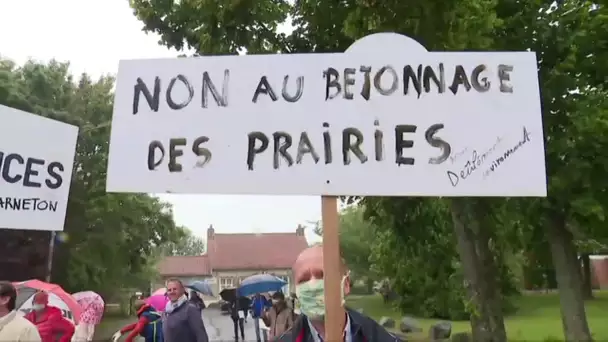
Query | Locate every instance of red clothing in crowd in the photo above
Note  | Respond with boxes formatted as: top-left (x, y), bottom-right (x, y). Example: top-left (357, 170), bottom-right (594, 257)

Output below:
top-left (119, 304), bottom-right (153, 342)
top-left (24, 306), bottom-right (75, 342)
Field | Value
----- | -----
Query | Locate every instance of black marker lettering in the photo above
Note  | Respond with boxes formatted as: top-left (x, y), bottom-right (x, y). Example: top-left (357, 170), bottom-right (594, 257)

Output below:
top-left (323, 68), bottom-right (341, 100)
top-left (252, 76), bottom-right (278, 103)
top-left (498, 64), bottom-right (514, 93)
top-left (23, 158), bottom-right (44, 188)
top-left (471, 65), bottom-right (490, 92)
top-left (423, 64), bottom-right (445, 93)
top-left (296, 132), bottom-right (320, 164)
top-left (273, 132), bottom-right (294, 169)
top-left (395, 125), bottom-right (417, 166)
top-left (322, 122), bottom-right (332, 164)
top-left (133, 77), bottom-right (160, 114)
top-left (448, 65), bottom-right (472, 94)
top-left (360, 66), bottom-right (372, 100)
top-left (425, 124), bottom-right (452, 165)
top-left (166, 74), bottom-right (194, 110)
top-left (247, 132), bottom-right (268, 171)
top-left (342, 128), bottom-right (367, 165)
top-left (192, 136), bottom-right (212, 168)
top-left (168, 138), bottom-right (187, 172)
top-left (46, 162), bottom-right (64, 189)
top-left (343, 68), bottom-right (356, 100)
top-left (282, 75), bottom-right (304, 102)
top-left (202, 70), bottom-right (229, 108)
top-left (374, 120), bottom-right (384, 161)
top-left (373, 66), bottom-right (399, 96)
top-left (148, 141), bottom-right (165, 171)
top-left (403, 65), bottom-right (422, 98)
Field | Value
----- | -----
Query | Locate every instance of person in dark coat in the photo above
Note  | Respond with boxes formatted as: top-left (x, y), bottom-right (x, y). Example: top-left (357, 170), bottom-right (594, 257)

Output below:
top-left (274, 246), bottom-right (401, 342)
top-left (230, 298), bottom-right (246, 342)
top-left (188, 291), bottom-right (205, 311)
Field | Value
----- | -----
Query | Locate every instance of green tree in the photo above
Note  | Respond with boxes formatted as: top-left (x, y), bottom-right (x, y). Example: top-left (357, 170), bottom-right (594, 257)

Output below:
top-left (491, 1), bottom-right (607, 339)
top-left (160, 226), bottom-right (206, 256)
top-left (0, 57), bottom-right (185, 295)
top-left (363, 197), bottom-right (521, 321)
top-left (313, 206), bottom-right (378, 292)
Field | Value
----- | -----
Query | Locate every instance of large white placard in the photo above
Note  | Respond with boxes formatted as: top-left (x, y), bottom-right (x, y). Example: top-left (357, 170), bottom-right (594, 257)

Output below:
top-left (107, 33), bottom-right (546, 197)
top-left (0, 105), bottom-right (78, 231)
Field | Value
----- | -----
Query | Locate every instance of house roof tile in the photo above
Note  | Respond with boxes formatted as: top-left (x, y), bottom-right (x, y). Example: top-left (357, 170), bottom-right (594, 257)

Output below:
top-left (158, 255), bottom-right (211, 276)
top-left (208, 232), bottom-right (309, 270)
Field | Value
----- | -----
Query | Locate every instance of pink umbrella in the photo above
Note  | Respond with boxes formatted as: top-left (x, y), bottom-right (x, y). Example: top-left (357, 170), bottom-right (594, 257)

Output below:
top-left (151, 288), bottom-right (166, 296)
top-left (72, 291), bottom-right (105, 325)
top-left (144, 295), bottom-right (169, 311)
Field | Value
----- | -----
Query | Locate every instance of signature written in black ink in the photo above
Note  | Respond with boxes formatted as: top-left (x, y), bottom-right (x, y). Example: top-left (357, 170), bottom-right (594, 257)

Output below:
top-left (446, 136), bottom-right (502, 187)
top-left (483, 126), bottom-right (531, 179)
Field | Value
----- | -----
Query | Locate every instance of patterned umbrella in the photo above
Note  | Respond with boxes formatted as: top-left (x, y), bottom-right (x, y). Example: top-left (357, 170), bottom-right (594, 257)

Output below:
top-left (72, 291), bottom-right (105, 325)
top-left (144, 294), bottom-right (169, 311)
top-left (13, 279), bottom-right (82, 324)
top-left (151, 288), bottom-right (167, 296)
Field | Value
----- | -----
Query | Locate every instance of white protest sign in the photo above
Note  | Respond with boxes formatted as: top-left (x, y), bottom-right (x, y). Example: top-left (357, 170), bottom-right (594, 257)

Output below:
top-left (0, 105), bottom-right (78, 231)
top-left (107, 33), bottom-right (546, 197)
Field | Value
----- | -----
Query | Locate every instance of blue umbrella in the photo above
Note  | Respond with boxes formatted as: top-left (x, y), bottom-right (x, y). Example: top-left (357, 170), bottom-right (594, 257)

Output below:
top-left (237, 274), bottom-right (287, 297)
top-left (186, 280), bottom-right (214, 296)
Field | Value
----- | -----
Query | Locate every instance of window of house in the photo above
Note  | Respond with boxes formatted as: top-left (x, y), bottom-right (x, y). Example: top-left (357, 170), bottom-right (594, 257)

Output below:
top-left (220, 277), bottom-right (234, 289)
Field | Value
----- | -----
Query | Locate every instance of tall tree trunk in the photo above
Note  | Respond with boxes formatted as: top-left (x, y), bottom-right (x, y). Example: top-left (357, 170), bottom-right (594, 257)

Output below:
top-left (545, 212), bottom-right (592, 341)
top-left (366, 278), bottom-right (374, 294)
top-left (450, 199), bottom-right (507, 342)
top-left (580, 254), bottom-right (594, 300)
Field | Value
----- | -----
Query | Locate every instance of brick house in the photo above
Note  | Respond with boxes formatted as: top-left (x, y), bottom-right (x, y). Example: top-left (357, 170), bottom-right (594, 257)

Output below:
top-left (155, 255), bottom-right (213, 290)
top-left (591, 255), bottom-right (608, 289)
top-left (155, 225), bottom-right (309, 296)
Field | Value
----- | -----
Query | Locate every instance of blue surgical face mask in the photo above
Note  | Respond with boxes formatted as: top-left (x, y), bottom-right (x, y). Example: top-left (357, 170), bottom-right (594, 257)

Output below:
top-left (32, 304), bottom-right (45, 311)
top-left (295, 275), bottom-right (348, 320)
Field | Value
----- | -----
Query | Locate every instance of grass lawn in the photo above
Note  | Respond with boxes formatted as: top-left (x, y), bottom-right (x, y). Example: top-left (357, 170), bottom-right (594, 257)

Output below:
top-left (94, 316), bottom-right (134, 340)
top-left (347, 292), bottom-right (608, 341)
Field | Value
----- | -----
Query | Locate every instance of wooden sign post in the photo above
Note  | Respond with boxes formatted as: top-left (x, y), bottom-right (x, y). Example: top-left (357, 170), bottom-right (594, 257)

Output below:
top-left (107, 32), bottom-right (546, 342)
top-left (322, 196), bottom-right (343, 341)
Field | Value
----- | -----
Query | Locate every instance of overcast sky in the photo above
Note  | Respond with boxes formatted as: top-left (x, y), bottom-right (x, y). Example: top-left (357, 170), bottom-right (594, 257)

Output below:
top-left (0, 0), bottom-right (321, 243)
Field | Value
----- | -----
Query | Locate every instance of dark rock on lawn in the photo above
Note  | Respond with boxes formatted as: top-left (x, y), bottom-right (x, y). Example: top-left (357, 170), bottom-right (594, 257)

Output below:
top-left (399, 316), bottom-right (422, 333)
top-left (379, 316), bottom-right (396, 329)
top-left (429, 321), bottom-right (452, 340)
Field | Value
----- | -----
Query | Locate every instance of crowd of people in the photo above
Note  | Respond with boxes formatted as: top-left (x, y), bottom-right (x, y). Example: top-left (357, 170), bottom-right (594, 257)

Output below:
top-left (230, 291), bottom-right (295, 342)
top-left (0, 283), bottom-right (74, 342)
top-left (0, 245), bottom-right (399, 342)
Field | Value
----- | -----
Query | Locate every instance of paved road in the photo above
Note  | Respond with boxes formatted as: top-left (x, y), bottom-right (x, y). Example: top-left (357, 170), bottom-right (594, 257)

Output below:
top-left (204, 309), bottom-right (260, 342)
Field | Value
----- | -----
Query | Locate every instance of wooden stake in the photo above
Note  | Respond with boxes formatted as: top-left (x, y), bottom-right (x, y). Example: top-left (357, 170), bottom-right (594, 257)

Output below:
top-left (322, 196), bottom-right (344, 341)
